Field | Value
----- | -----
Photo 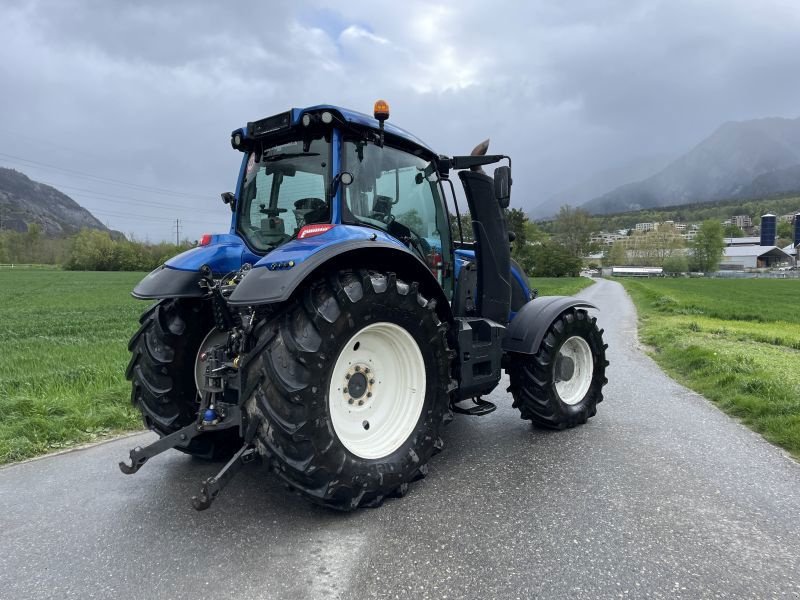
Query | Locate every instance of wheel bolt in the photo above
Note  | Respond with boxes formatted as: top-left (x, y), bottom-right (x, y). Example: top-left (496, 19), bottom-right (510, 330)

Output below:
top-left (354, 366), bottom-right (361, 372)
top-left (358, 400), bottom-right (364, 406)
top-left (367, 392), bottom-right (372, 398)
top-left (345, 374), bottom-right (350, 380)
top-left (348, 398), bottom-right (354, 405)
top-left (369, 379), bottom-right (375, 385)
top-left (364, 367), bottom-right (370, 374)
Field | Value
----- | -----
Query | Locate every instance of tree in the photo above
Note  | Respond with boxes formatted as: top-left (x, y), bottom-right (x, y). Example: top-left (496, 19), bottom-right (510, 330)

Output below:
top-left (603, 242), bottom-right (627, 267)
top-left (530, 240), bottom-right (582, 277)
top-left (690, 220), bottom-right (725, 273)
top-left (724, 223), bottom-right (744, 238)
top-left (777, 220), bottom-right (793, 245)
top-left (662, 255), bottom-right (689, 274)
top-left (553, 205), bottom-right (596, 258)
top-left (649, 224), bottom-right (685, 264)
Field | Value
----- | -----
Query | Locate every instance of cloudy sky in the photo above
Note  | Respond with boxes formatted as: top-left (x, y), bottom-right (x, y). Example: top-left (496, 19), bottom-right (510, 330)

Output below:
top-left (2, 0), bottom-right (799, 241)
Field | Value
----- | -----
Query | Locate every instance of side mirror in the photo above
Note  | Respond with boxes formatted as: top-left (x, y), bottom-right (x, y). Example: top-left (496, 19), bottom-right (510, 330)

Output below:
top-left (494, 166), bottom-right (511, 208)
top-left (221, 192), bottom-right (236, 212)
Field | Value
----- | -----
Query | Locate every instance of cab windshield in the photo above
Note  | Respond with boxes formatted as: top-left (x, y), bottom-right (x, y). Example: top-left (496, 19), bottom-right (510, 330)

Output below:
top-left (342, 140), bottom-right (451, 273)
top-left (237, 136), bottom-right (331, 252)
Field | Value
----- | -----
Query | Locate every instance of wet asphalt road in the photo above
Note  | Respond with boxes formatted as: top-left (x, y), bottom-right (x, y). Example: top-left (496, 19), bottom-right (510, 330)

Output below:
top-left (1, 278), bottom-right (799, 599)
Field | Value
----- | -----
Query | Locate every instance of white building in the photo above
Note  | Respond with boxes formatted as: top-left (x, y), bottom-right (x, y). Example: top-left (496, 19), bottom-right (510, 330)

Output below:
top-left (719, 246), bottom-right (793, 270)
top-left (635, 222), bottom-right (655, 232)
top-left (732, 215), bottom-right (752, 228)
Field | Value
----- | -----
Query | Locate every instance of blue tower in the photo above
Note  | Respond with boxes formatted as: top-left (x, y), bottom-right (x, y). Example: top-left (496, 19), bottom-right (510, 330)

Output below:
top-left (760, 214), bottom-right (776, 246)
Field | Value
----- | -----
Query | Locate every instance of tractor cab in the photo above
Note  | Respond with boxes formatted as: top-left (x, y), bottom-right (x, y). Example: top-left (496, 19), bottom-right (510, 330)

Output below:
top-left (228, 102), bottom-right (455, 296)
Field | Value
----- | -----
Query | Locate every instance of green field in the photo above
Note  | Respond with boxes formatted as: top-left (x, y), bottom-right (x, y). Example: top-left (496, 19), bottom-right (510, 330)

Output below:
top-left (620, 278), bottom-right (800, 458)
top-left (529, 276), bottom-right (594, 297)
top-left (0, 271), bottom-right (145, 463)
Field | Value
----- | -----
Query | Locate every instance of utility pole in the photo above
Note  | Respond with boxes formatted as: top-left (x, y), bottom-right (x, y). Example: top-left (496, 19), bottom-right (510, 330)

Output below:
top-left (174, 218), bottom-right (181, 245)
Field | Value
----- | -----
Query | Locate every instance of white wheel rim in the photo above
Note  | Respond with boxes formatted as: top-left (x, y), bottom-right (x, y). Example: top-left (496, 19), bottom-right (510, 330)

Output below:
top-left (329, 322), bottom-right (426, 460)
top-left (554, 335), bottom-right (594, 406)
top-left (194, 328), bottom-right (229, 391)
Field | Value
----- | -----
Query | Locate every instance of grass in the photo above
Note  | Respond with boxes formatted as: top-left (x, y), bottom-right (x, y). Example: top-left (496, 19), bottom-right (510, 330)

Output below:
top-left (0, 270), bottom-right (146, 464)
top-left (529, 276), bottom-right (594, 297)
top-left (619, 278), bottom-right (800, 458)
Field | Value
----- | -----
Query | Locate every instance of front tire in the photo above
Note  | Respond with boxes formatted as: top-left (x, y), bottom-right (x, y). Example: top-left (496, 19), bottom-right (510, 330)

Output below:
top-left (243, 270), bottom-right (453, 510)
top-left (508, 307), bottom-right (608, 429)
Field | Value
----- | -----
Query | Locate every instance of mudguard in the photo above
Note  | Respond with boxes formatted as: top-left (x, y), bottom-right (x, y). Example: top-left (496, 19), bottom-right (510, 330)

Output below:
top-left (131, 234), bottom-right (259, 300)
top-left (227, 237), bottom-right (452, 321)
top-left (132, 265), bottom-right (206, 299)
top-left (502, 296), bottom-right (597, 355)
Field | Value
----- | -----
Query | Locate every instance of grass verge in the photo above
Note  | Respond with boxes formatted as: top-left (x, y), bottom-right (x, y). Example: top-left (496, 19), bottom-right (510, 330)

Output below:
top-left (0, 270), bottom-right (145, 464)
top-left (529, 276), bottom-right (595, 297)
top-left (619, 278), bottom-right (800, 458)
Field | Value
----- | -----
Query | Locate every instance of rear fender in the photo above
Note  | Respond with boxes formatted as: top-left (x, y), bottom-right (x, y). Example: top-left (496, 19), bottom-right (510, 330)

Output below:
top-left (227, 231), bottom-right (453, 322)
top-left (502, 296), bottom-right (597, 355)
top-left (131, 234), bottom-right (256, 300)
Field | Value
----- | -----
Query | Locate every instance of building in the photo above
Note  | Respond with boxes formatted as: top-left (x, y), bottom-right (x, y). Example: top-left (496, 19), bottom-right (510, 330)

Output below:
top-left (635, 222), bottom-right (655, 232)
top-left (611, 266), bottom-right (663, 277)
top-left (590, 231), bottom-right (627, 246)
top-left (719, 246), bottom-right (793, 270)
top-left (732, 215), bottom-right (752, 228)
top-left (724, 236), bottom-right (761, 246)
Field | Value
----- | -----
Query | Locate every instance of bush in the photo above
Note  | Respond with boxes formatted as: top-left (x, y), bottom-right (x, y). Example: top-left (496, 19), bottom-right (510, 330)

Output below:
top-left (662, 255), bottom-right (689, 274)
top-left (530, 241), bottom-right (582, 277)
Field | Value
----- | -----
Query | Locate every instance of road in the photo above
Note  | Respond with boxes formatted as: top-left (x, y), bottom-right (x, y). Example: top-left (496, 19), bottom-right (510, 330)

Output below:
top-left (1, 278), bottom-right (798, 599)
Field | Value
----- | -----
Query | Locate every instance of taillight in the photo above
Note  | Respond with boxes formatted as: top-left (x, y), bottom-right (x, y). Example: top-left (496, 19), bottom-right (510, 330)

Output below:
top-left (199, 234), bottom-right (212, 246)
top-left (298, 224), bottom-right (334, 239)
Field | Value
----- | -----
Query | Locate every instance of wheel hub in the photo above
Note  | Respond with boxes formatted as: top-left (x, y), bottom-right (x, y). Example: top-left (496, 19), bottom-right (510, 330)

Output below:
top-left (344, 366), bottom-right (374, 405)
top-left (555, 355), bottom-right (575, 381)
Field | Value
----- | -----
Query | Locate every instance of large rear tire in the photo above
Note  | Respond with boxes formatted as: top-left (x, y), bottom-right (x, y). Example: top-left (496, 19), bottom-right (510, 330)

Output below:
top-left (126, 298), bottom-right (241, 459)
top-left (243, 270), bottom-right (454, 510)
top-left (507, 307), bottom-right (608, 429)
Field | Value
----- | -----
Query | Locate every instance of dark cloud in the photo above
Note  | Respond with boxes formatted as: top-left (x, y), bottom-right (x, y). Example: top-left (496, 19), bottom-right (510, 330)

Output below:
top-left (1, 0), bottom-right (799, 239)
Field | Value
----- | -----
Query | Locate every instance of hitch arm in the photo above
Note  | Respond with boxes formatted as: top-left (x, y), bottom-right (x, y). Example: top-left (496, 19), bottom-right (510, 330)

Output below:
top-left (118, 410), bottom-right (241, 475)
top-left (191, 444), bottom-right (258, 511)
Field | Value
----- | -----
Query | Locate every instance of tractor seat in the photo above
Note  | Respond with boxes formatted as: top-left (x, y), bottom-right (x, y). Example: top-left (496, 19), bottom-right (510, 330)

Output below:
top-left (293, 197), bottom-right (328, 226)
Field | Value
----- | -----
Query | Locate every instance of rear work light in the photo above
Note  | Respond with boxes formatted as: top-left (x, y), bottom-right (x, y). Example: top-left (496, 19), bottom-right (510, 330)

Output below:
top-left (297, 224), bottom-right (334, 239)
top-left (199, 234), bottom-right (212, 246)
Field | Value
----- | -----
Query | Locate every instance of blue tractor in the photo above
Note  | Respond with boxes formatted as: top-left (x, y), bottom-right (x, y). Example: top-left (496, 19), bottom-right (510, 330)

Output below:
top-left (121, 101), bottom-right (608, 510)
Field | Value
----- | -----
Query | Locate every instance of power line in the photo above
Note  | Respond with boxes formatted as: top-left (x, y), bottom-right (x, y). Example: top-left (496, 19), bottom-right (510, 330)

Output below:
top-left (0, 151), bottom-right (210, 200)
top-left (38, 180), bottom-right (212, 210)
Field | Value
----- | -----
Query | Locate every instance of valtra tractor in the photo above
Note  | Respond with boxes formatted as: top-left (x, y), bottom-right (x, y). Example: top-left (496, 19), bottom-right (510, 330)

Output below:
top-left (120, 101), bottom-right (608, 511)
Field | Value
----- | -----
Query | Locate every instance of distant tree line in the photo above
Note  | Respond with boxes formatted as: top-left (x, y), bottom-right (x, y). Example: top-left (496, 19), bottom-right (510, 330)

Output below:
top-left (452, 206), bottom-right (594, 277)
top-left (588, 194), bottom-right (800, 233)
top-left (0, 225), bottom-right (192, 271)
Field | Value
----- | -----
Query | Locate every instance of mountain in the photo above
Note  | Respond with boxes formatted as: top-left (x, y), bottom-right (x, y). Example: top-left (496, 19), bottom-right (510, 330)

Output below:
top-left (735, 163), bottom-right (800, 199)
top-left (533, 154), bottom-right (673, 218)
top-left (583, 117), bottom-right (800, 214)
top-left (0, 167), bottom-right (108, 236)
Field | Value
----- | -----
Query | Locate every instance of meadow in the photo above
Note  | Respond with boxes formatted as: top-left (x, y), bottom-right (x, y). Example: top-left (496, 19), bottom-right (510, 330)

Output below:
top-left (0, 269), bottom-right (593, 464)
top-left (620, 278), bottom-right (800, 457)
top-left (0, 270), bottom-right (145, 463)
